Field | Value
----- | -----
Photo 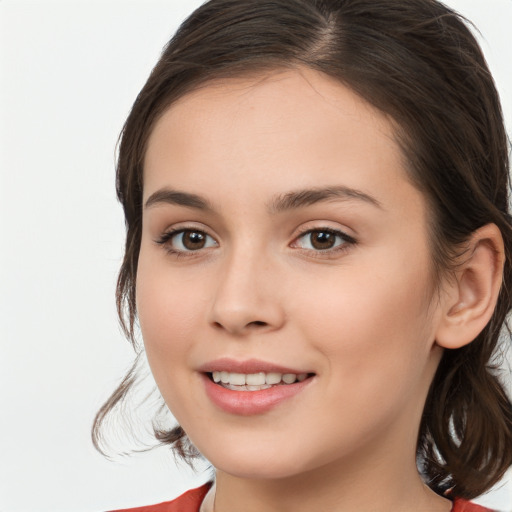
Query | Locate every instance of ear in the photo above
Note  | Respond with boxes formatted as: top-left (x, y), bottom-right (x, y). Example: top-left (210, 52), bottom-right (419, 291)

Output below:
top-left (435, 223), bottom-right (505, 350)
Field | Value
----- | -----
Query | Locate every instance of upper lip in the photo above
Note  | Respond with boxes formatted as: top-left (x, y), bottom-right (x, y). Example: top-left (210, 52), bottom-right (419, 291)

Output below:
top-left (197, 358), bottom-right (312, 375)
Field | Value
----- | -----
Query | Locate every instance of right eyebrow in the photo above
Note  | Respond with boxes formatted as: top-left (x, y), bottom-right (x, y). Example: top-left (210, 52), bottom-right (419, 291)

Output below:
top-left (144, 188), bottom-right (213, 212)
top-left (268, 185), bottom-right (383, 213)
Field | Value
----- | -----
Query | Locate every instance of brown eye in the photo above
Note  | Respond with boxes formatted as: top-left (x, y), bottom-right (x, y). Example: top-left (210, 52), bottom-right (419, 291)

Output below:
top-left (309, 231), bottom-right (336, 250)
top-left (182, 231), bottom-right (207, 250)
top-left (161, 229), bottom-right (217, 252)
top-left (294, 228), bottom-right (353, 252)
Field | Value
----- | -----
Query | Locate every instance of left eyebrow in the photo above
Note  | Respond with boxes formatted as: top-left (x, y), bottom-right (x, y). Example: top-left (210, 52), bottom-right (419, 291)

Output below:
top-left (268, 186), bottom-right (383, 213)
top-left (144, 188), bottom-right (214, 211)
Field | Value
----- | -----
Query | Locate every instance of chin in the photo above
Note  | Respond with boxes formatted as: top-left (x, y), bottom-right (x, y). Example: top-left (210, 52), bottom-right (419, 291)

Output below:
top-left (215, 459), bottom-right (306, 480)
top-left (196, 439), bottom-right (319, 480)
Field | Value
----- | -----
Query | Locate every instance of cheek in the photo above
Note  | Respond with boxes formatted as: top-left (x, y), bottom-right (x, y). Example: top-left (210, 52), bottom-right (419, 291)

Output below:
top-left (136, 250), bottom-right (203, 384)
top-left (136, 267), bottom-right (211, 430)
top-left (294, 249), bottom-right (435, 399)
top-left (137, 277), bottom-right (195, 349)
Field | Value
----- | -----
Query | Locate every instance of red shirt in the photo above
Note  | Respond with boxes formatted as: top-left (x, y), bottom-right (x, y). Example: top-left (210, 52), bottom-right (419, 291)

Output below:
top-left (109, 483), bottom-right (494, 512)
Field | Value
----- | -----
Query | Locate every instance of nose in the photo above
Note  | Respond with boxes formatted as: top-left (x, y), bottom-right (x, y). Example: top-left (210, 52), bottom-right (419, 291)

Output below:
top-left (208, 247), bottom-right (286, 336)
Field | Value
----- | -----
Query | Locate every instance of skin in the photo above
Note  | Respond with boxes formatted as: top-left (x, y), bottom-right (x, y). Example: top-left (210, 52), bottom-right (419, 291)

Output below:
top-left (137, 68), bottom-right (458, 512)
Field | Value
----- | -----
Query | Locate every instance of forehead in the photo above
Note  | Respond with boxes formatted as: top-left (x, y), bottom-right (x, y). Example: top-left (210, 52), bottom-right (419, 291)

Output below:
top-left (143, 67), bottom-right (412, 207)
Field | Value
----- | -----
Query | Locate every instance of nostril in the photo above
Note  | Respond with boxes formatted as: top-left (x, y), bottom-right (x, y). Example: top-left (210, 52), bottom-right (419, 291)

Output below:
top-left (210, 318), bottom-right (271, 334)
top-left (249, 321), bottom-right (267, 327)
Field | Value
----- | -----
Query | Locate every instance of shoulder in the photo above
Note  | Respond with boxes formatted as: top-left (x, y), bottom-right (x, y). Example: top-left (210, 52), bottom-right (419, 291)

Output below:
top-left (107, 483), bottom-right (212, 512)
top-left (452, 498), bottom-right (495, 512)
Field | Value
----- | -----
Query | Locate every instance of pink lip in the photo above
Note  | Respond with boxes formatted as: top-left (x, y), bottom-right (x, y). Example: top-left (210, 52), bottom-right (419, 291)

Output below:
top-left (198, 358), bottom-right (315, 416)
top-left (197, 357), bottom-right (309, 375)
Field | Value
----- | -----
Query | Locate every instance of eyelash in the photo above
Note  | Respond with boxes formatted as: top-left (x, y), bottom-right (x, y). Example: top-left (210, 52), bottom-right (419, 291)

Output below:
top-left (155, 227), bottom-right (357, 259)
top-left (155, 228), bottom-right (217, 258)
top-left (292, 227), bottom-right (357, 258)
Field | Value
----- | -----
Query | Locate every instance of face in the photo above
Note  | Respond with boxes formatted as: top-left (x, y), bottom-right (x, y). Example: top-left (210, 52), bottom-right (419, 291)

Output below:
top-left (137, 68), bottom-right (445, 480)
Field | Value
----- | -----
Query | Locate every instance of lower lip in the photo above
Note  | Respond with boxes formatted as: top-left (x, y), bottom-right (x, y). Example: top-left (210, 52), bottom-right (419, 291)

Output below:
top-left (201, 373), bottom-right (313, 415)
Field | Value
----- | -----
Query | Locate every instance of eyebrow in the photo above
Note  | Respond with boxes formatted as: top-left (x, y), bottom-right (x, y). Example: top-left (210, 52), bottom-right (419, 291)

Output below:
top-left (144, 185), bottom-right (382, 213)
top-left (144, 188), bottom-right (213, 211)
top-left (268, 186), bottom-right (383, 213)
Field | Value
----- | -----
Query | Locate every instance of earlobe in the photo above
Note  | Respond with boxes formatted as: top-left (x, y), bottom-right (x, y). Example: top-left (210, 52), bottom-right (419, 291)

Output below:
top-left (435, 224), bottom-right (505, 350)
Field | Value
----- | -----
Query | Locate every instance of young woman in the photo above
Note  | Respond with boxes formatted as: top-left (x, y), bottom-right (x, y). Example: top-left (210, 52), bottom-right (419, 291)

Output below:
top-left (93, 1), bottom-right (512, 511)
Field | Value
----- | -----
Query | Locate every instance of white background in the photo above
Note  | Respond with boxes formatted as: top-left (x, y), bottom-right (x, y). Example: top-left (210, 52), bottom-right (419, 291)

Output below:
top-left (0, 1), bottom-right (511, 511)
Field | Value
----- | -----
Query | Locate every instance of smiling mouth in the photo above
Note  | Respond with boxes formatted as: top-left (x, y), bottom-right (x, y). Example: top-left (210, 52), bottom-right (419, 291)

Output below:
top-left (206, 371), bottom-right (315, 391)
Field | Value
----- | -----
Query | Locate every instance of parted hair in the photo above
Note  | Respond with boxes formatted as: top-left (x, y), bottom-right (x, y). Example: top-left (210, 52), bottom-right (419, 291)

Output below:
top-left (93, 0), bottom-right (512, 499)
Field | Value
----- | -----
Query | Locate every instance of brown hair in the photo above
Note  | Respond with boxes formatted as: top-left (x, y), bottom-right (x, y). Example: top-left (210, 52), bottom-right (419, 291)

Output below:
top-left (93, 0), bottom-right (512, 499)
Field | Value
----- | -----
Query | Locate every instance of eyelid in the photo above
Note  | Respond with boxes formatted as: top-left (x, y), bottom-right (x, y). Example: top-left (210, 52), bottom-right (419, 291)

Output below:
top-left (153, 222), bottom-right (356, 259)
top-left (290, 226), bottom-right (357, 255)
top-left (154, 225), bottom-right (219, 255)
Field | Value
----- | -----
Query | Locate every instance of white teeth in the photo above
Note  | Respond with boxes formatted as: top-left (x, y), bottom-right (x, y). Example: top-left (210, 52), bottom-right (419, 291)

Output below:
top-left (265, 372), bottom-right (282, 385)
top-left (210, 371), bottom-right (310, 387)
top-left (229, 373), bottom-right (246, 386)
top-left (246, 384), bottom-right (270, 391)
top-left (282, 373), bottom-right (296, 384)
top-left (246, 372), bottom-right (266, 386)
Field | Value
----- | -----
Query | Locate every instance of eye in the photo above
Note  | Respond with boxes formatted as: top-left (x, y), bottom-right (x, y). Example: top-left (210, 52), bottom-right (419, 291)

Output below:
top-left (156, 229), bottom-right (218, 253)
top-left (293, 228), bottom-right (354, 251)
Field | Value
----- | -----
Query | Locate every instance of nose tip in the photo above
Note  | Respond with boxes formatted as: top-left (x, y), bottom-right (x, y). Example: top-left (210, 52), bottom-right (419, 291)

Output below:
top-left (211, 300), bottom-right (284, 336)
top-left (212, 318), bottom-right (271, 335)
top-left (208, 257), bottom-right (285, 336)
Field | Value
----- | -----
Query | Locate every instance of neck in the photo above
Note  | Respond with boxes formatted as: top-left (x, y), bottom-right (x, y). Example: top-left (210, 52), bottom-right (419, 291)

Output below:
top-left (214, 455), bottom-right (451, 512)
top-left (212, 410), bottom-right (452, 512)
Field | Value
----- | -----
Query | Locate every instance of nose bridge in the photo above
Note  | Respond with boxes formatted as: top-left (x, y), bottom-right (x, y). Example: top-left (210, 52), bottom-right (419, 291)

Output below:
top-left (209, 238), bottom-right (284, 335)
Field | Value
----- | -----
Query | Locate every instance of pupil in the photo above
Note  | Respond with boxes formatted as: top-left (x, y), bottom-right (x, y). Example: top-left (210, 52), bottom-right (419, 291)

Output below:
top-left (311, 231), bottom-right (335, 250)
top-left (183, 231), bottom-right (205, 250)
